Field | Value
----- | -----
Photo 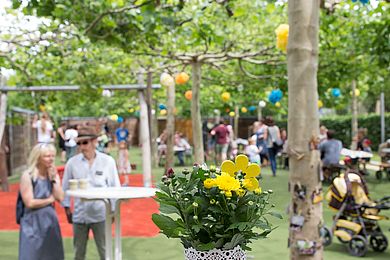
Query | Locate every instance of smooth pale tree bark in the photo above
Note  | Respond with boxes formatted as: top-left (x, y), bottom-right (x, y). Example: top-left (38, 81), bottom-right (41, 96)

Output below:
top-left (191, 61), bottom-right (204, 164)
top-left (165, 79), bottom-right (175, 170)
top-left (0, 74), bottom-right (8, 191)
top-left (288, 0), bottom-right (323, 259)
top-left (137, 72), bottom-right (152, 187)
top-left (146, 72), bottom-right (158, 168)
top-left (351, 79), bottom-right (358, 150)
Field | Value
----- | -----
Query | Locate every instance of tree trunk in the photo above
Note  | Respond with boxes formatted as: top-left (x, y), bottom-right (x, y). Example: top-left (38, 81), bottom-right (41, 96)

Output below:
top-left (191, 61), bottom-right (204, 164)
top-left (0, 74), bottom-right (9, 191)
top-left (146, 72), bottom-right (158, 168)
top-left (351, 79), bottom-right (358, 150)
top-left (165, 77), bottom-right (175, 170)
top-left (288, 1), bottom-right (322, 259)
top-left (137, 72), bottom-right (152, 187)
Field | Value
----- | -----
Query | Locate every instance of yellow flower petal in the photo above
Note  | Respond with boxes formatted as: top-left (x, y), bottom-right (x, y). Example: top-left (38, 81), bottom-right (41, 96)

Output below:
top-left (235, 154), bottom-right (249, 172)
top-left (221, 160), bottom-right (236, 176)
top-left (245, 163), bottom-right (261, 178)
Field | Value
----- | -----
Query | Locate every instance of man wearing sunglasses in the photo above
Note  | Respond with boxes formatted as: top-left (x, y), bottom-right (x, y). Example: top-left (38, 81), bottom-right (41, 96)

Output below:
top-left (61, 126), bottom-right (120, 260)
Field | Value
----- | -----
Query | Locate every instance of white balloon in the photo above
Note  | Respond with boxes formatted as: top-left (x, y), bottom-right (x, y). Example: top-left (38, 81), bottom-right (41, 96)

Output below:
top-left (258, 100), bottom-right (266, 108)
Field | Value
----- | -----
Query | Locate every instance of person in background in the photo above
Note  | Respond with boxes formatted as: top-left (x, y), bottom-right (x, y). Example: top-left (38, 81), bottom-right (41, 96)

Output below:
top-left (356, 128), bottom-right (369, 151)
top-left (174, 132), bottom-right (191, 166)
top-left (62, 126), bottom-right (120, 260)
top-left (19, 143), bottom-right (64, 260)
top-left (64, 125), bottom-right (78, 161)
top-left (32, 112), bottom-right (55, 144)
top-left (378, 139), bottom-right (390, 163)
top-left (319, 125), bottom-right (328, 144)
top-left (97, 130), bottom-right (109, 153)
top-left (57, 122), bottom-right (67, 163)
top-left (117, 141), bottom-right (131, 186)
top-left (211, 120), bottom-right (230, 165)
top-left (280, 128), bottom-right (289, 170)
top-left (115, 122), bottom-right (129, 144)
top-left (265, 116), bottom-right (281, 177)
top-left (246, 137), bottom-right (261, 165)
top-left (254, 120), bottom-right (269, 166)
top-left (318, 130), bottom-right (343, 167)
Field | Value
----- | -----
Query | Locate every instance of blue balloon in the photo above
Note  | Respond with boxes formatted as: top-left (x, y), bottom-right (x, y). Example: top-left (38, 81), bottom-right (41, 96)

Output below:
top-left (117, 117), bottom-right (123, 123)
top-left (331, 88), bottom-right (341, 98)
top-left (268, 89), bottom-right (283, 104)
top-left (248, 105), bottom-right (257, 112)
top-left (159, 104), bottom-right (166, 110)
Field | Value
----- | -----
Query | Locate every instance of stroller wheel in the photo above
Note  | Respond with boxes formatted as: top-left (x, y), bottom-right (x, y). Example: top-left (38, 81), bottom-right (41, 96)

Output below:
top-left (348, 235), bottom-right (367, 257)
top-left (320, 226), bottom-right (333, 247)
top-left (370, 233), bottom-right (388, 252)
top-left (376, 171), bottom-right (383, 180)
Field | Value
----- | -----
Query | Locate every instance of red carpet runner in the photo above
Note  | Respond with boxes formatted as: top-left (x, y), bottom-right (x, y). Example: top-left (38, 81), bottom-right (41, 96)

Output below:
top-left (0, 174), bottom-right (160, 237)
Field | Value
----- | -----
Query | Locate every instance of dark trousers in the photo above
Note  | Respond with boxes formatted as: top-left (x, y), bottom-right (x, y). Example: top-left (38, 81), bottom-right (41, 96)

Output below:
top-left (268, 147), bottom-right (278, 176)
top-left (73, 221), bottom-right (105, 260)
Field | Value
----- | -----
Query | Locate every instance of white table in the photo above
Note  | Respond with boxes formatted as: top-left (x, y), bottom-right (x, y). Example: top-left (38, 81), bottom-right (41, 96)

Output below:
top-left (67, 187), bottom-right (157, 260)
top-left (340, 148), bottom-right (373, 159)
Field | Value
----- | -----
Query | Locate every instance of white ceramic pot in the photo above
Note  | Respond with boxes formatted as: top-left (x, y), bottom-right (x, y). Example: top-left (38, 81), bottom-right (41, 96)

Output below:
top-left (184, 245), bottom-right (246, 260)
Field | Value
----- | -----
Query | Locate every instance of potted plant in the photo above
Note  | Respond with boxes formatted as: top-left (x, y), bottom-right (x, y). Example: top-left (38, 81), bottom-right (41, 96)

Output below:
top-left (152, 154), bottom-right (281, 260)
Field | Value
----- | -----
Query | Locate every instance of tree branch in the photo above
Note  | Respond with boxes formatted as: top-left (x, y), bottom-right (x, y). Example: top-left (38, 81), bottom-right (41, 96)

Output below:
top-left (84, 1), bottom-right (153, 34)
top-left (238, 59), bottom-right (284, 80)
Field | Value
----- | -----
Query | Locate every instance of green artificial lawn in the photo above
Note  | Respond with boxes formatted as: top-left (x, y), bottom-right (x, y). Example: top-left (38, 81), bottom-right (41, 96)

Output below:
top-left (1, 148), bottom-right (390, 259)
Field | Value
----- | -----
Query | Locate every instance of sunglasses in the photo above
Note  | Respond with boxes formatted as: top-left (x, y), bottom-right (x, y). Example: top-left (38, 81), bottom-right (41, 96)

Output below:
top-left (77, 140), bottom-right (90, 146)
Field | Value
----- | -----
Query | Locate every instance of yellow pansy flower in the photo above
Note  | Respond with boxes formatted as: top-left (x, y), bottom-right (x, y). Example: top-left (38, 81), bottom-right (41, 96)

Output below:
top-left (220, 155), bottom-right (261, 178)
top-left (236, 189), bottom-right (245, 197)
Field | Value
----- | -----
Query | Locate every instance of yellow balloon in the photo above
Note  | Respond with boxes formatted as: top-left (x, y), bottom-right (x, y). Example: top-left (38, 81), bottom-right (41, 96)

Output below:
top-left (241, 107), bottom-right (248, 113)
top-left (111, 114), bottom-right (118, 121)
top-left (160, 109), bottom-right (167, 116)
top-left (229, 111), bottom-right (235, 117)
top-left (275, 102), bottom-right (281, 108)
top-left (350, 89), bottom-right (360, 97)
top-left (318, 100), bottom-right (323, 108)
top-left (221, 92), bottom-right (231, 102)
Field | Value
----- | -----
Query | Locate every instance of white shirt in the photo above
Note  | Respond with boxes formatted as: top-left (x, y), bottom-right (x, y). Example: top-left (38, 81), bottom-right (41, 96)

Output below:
top-left (61, 151), bottom-right (120, 223)
top-left (33, 120), bottom-right (53, 143)
top-left (64, 129), bottom-right (78, 147)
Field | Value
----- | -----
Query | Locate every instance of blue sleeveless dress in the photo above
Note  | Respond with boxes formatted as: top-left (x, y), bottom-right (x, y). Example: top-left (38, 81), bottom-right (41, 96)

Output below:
top-left (19, 178), bottom-right (64, 260)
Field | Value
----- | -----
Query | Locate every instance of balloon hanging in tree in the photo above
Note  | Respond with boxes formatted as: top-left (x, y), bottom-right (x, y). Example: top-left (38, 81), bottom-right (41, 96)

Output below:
top-left (241, 107), bottom-right (248, 113)
top-left (331, 88), bottom-right (341, 98)
top-left (159, 104), bottom-right (167, 110)
top-left (248, 106), bottom-right (257, 112)
top-left (175, 72), bottom-right (190, 85)
top-left (117, 116), bottom-right (124, 123)
top-left (111, 114), bottom-right (118, 121)
top-left (221, 92), bottom-right (231, 102)
top-left (229, 111), bottom-right (235, 117)
top-left (184, 90), bottom-right (192, 100)
top-left (275, 102), bottom-right (281, 108)
top-left (318, 100), bottom-right (323, 108)
top-left (160, 109), bottom-right (167, 116)
top-left (268, 89), bottom-right (283, 104)
top-left (275, 24), bottom-right (289, 52)
top-left (160, 73), bottom-right (174, 87)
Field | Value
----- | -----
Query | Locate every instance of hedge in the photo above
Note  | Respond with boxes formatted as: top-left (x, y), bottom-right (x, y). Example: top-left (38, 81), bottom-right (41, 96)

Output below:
top-left (276, 113), bottom-right (390, 150)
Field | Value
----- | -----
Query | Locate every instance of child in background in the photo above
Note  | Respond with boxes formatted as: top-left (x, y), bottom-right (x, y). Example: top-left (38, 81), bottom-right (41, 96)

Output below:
top-left (117, 141), bottom-right (131, 186)
top-left (245, 137), bottom-right (261, 165)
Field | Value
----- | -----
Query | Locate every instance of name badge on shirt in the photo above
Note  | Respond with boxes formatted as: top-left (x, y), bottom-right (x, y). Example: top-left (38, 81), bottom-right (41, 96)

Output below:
top-left (95, 171), bottom-right (103, 176)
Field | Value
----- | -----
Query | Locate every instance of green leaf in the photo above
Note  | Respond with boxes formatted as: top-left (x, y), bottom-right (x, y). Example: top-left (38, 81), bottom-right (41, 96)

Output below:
top-left (267, 211), bottom-right (283, 219)
top-left (223, 233), bottom-right (246, 250)
top-left (151, 214), bottom-right (185, 238)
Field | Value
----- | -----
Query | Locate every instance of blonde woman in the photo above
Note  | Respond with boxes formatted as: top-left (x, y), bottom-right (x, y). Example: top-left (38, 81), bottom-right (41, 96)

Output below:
top-left (32, 112), bottom-right (55, 144)
top-left (19, 143), bottom-right (64, 260)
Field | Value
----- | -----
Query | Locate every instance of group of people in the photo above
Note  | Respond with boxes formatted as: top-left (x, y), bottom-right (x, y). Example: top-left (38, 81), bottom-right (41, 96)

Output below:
top-left (19, 125), bottom-right (121, 260)
top-left (20, 113), bottom-right (134, 259)
top-left (157, 130), bottom-right (192, 166)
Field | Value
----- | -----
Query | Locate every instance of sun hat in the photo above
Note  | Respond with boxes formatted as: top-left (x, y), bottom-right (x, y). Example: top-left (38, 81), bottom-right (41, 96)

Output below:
top-left (77, 126), bottom-right (99, 141)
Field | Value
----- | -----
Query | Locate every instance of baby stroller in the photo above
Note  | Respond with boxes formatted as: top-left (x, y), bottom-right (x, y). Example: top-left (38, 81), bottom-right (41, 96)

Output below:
top-left (322, 170), bottom-right (390, 257)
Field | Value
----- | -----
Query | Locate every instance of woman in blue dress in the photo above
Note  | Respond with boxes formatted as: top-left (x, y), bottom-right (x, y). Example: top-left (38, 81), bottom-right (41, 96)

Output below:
top-left (19, 143), bottom-right (64, 260)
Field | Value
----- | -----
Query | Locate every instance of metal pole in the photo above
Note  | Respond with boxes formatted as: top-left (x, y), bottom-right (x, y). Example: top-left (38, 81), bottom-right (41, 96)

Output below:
top-left (380, 92), bottom-right (385, 143)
